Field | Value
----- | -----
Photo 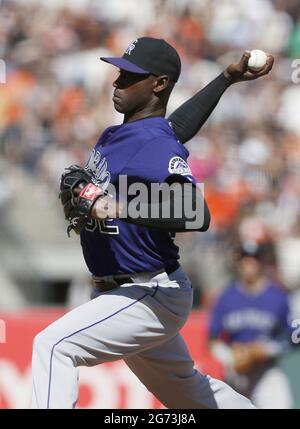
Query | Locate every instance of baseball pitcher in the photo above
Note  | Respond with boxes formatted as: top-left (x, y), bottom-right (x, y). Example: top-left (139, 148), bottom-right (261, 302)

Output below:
top-left (31, 37), bottom-right (273, 409)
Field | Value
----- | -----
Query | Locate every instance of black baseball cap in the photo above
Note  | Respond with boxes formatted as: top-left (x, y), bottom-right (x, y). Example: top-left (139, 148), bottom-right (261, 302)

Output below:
top-left (236, 242), bottom-right (264, 260)
top-left (100, 37), bottom-right (181, 83)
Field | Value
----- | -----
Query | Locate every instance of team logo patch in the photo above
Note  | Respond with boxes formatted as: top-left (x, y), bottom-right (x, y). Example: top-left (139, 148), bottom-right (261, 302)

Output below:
top-left (125, 39), bottom-right (138, 55)
top-left (168, 156), bottom-right (192, 176)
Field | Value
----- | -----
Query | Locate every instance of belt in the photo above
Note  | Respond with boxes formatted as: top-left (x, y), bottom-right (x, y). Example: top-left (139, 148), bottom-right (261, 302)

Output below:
top-left (93, 261), bottom-right (180, 292)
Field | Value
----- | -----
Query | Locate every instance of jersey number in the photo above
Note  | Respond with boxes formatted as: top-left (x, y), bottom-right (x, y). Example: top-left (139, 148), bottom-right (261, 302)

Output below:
top-left (85, 219), bottom-right (119, 235)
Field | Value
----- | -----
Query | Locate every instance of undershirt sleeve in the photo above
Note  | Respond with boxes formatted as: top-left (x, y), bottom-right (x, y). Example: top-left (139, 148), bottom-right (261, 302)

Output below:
top-left (168, 73), bottom-right (232, 144)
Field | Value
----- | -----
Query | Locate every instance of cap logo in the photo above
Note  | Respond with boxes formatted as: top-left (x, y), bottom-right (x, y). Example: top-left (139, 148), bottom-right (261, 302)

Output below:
top-left (125, 39), bottom-right (138, 55)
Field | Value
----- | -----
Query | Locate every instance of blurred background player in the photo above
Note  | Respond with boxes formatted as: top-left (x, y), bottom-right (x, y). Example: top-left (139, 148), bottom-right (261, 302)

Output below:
top-left (208, 239), bottom-right (293, 409)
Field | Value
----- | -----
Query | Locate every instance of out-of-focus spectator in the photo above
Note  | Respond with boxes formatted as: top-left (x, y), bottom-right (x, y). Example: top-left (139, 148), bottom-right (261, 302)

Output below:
top-left (208, 240), bottom-right (294, 409)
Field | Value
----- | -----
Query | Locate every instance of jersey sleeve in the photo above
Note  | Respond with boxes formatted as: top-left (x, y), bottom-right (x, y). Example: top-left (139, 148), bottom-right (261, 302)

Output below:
top-left (122, 137), bottom-right (196, 185)
top-left (209, 295), bottom-right (227, 341)
top-left (279, 292), bottom-right (293, 338)
top-left (263, 291), bottom-right (293, 357)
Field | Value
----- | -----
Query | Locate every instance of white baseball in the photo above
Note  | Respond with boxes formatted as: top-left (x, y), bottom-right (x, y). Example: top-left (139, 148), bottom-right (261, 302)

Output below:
top-left (248, 50), bottom-right (267, 71)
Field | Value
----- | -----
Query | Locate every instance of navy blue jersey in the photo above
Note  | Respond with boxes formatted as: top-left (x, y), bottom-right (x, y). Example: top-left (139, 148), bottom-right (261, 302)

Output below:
top-left (209, 281), bottom-right (291, 344)
top-left (80, 117), bottom-right (196, 277)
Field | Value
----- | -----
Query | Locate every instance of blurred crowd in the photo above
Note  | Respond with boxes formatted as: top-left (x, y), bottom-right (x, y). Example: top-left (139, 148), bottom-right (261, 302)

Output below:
top-left (1, 0), bottom-right (300, 312)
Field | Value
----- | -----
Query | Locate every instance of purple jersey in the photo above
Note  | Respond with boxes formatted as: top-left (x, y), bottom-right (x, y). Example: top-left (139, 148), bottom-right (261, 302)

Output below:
top-left (209, 281), bottom-right (291, 344)
top-left (80, 117), bottom-right (196, 277)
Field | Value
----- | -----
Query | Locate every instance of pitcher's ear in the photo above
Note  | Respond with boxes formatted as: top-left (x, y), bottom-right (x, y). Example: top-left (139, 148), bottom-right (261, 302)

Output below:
top-left (153, 75), bottom-right (169, 94)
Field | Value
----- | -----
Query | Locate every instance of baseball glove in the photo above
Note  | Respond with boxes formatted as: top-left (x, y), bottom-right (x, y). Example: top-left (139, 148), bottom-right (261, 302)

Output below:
top-left (231, 342), bottom-right (268, 375)
top-left (59, 165), bottom-right (104, 236)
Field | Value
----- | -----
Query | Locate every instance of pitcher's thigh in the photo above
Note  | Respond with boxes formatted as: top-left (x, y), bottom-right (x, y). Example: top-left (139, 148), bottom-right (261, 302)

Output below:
top-left (125, 334), bottom-right (255, 409)
top-left (33, 287), bottom-right (169, 366)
